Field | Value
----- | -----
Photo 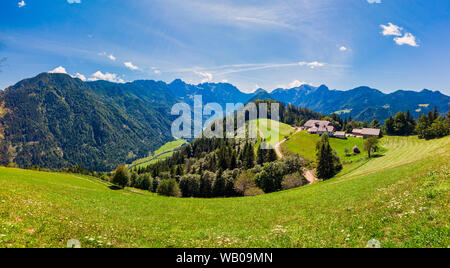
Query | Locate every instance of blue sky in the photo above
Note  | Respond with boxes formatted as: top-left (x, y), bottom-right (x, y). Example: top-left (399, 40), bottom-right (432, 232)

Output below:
top-left (0, 0), bottom-right (449, 94)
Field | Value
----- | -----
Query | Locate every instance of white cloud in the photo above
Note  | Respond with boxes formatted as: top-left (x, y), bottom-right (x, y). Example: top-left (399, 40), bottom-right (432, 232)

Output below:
top-left (276, 80), bottom-right (307, 89)
top-left (88, 71), bottom-right (125, 83)
top-left (380, 23), bottom-right (403, 36)
top-left (367, 0), bottom-right (381, 4)
top-left (194, 71), bottom-right (213, 83)
top-left (339, 46), bottom-right (348, 51)
top-left (380, 23), bottom-right (419, 47)
top-left (18, 1), bottom-right (26, 8)
top-left (394, 33), bottom-right (419, 47)
top-left (154, 69), bottom-right (161, 75)
top-left (124, 62), bottom-right (139, 70)
top-left (72, 73), bottom-right (86, 81)
top-left (48, 66), bottom-right (67, 74)
top-left (67, 0), bottom-right (81, 4)
top-left (298, 61), bottom-right (325, 69)
top-left (99, 52), bottom-right (116, 61)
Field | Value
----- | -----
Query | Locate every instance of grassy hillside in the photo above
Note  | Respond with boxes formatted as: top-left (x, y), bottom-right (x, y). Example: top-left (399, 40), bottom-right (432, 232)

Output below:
top-left (0, 136), bottom-right (448, 248)
top-left (282, 131), bottom-right (371, 174)
top-left (129, 139), bottom-right (187, 169)
top-left (252, 119), bottom-right (294, 147)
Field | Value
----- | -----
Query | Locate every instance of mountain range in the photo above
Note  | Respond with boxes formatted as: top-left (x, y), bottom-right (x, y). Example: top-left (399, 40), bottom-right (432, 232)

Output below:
top-left (0, 73), bottom-right (448, 170)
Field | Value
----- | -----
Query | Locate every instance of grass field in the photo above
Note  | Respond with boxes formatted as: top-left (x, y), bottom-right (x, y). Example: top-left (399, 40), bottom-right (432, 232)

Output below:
top-left (0, 136), bottom-right (448, 248)
top-left (252, 119), bottom-right (294, 147)
top-left (282, 131), bottom-right (370, 173)
top-left (129, 139), bottom-right (187, 169)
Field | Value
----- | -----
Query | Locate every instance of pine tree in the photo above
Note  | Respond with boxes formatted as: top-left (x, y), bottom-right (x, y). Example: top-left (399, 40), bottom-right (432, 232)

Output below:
top-left (257, 144), bottom-right (265, 165)
top-left (265, 148), bottom-right (278, 163)
top-left (315, 134), bottom-right (339, 180)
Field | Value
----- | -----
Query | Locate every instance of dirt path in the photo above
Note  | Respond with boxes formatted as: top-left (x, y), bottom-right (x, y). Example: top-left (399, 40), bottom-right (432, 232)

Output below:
top-left (272, 126), bottom-right (317, 184)
top-left (274, 127), bottom-right (302, 159)
top-left (302, 168), bottom-right (318, 185)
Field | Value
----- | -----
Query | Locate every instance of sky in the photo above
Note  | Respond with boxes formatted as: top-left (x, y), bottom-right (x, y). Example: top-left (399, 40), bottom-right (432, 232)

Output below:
top-left (0, 0), bottom-right (449, 95)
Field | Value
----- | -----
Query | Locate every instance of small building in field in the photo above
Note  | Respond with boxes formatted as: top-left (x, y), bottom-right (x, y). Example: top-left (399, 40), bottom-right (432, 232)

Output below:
top-left (361, 128), bottom-right (381, 138)
top-left (352, 128), bottom-right (380, 138)
top-left (352, 128), bottom-right (364, 138)
top-left (333, 131), bottom-right (346, 139)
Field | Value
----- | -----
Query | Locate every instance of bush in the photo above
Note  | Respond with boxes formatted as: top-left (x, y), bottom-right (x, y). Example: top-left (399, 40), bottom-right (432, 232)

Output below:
top-left (244, 187), bottom-right (264, 196)
top-left (223, 169), bottom-right (240, 197)
top-left (280, 155), bottom-right (303, 174)
top-left (282, 172), bottom-right (306, 190)
top-left (234, 170), bottom-right (256, 196)
top-left (112, 165), bottom-right (129, 188)
top-left (156, 179), bottom-right (181, 197)
top-left (255, 162), bottom-right (284, 193)
top-left (139, 173), bottom-right (153, 191)
top-left (179, 174), bottom-right (201, 197)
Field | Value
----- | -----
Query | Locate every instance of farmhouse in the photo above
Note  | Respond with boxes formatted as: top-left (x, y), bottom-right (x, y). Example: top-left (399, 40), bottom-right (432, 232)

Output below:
top-left (304, 120), bottom-right (335, 136)
top-left (304, 120), bottom-right (380, 139)
top-left (352, 128), bottom-right (381, 138)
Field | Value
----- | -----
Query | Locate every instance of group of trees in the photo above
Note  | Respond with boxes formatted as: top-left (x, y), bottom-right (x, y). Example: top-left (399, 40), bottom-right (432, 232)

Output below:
top-left (383, 107), bottom-right (450, 139)
top-left (315, 134), bottom-right (342, 180)
top-left (415, 108), bottom-right (450, 140)
top-left (109, 140), bottom-right (308, 198)
top-left (384, 110), bottom-right (416, 136)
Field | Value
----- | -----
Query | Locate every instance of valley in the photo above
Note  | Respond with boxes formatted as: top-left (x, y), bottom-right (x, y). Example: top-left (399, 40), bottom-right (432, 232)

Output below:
top-left (0, 135), bottom-right (448, 247)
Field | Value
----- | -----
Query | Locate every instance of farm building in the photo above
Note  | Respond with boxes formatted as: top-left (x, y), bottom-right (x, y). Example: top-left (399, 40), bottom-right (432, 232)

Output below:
top-left (352, 128), bottom-right (381, 138)
top-left (304, 120), bottom-right (335, 136)
top-left (304, 120), bottom-right (380, 139)
top-left (333, 131), bottom-right (346, 139)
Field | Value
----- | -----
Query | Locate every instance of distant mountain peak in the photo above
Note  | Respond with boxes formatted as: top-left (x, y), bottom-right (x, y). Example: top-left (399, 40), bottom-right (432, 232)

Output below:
top-left (254, 88), bottom-right (267, 94)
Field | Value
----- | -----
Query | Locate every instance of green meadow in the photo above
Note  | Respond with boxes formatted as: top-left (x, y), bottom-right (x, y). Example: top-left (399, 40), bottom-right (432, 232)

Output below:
top-left (253, 119), bottom-right (294, 147)
top-left (129, 138), bottom-right (187, 169)
top-left (0, 136), bottom-right (448, 248)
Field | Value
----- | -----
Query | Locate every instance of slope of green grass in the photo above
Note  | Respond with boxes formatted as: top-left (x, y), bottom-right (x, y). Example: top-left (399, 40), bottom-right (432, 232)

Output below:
top-left (129, 139), bottom-right (187, 169)
top-left (0, 136), bottom-right (448, 248)
top-left (282, 131), bottom-right (369, 173)
top-left (252, 119), bottom-right (294, 147)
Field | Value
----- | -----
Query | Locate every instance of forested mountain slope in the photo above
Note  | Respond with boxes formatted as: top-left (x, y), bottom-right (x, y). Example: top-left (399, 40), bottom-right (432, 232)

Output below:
top-left (0, 73), bottom-right (175, 171)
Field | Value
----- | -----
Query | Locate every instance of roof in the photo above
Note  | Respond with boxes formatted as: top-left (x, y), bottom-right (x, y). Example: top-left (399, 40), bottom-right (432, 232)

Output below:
top-left (304, 120), bottom-right (331, 128)
top-left (308, 126), bottom-right (318, 132)
top-left (361, 128), bottom-right (381, 136)
top-left (352, 129), bottom-right (363, 134)
top-left (334, 131), bottom-right (346, 136)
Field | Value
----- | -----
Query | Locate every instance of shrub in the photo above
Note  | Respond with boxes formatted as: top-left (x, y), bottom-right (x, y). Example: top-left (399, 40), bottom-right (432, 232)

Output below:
top-left (112, 165), bottom-right (129, 188)
top-left (139, 173), bottom-right (153, 191)
top-left (344, 148), bottom-right (350, 156)
top-left (280, 155), bottom-right (303, 174)
top-left (244, 187), bottom-right (264, 196)
top-left (282, 172), bottom-right (306, 190)
top-left (179, 174), bottom-right (201, 197)
top-left (234, 170), bottom-right (256, 196)
top-left (156, 179), bottom-right (181, 197)
top-left (255, 162), bottom-right (284, 193)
